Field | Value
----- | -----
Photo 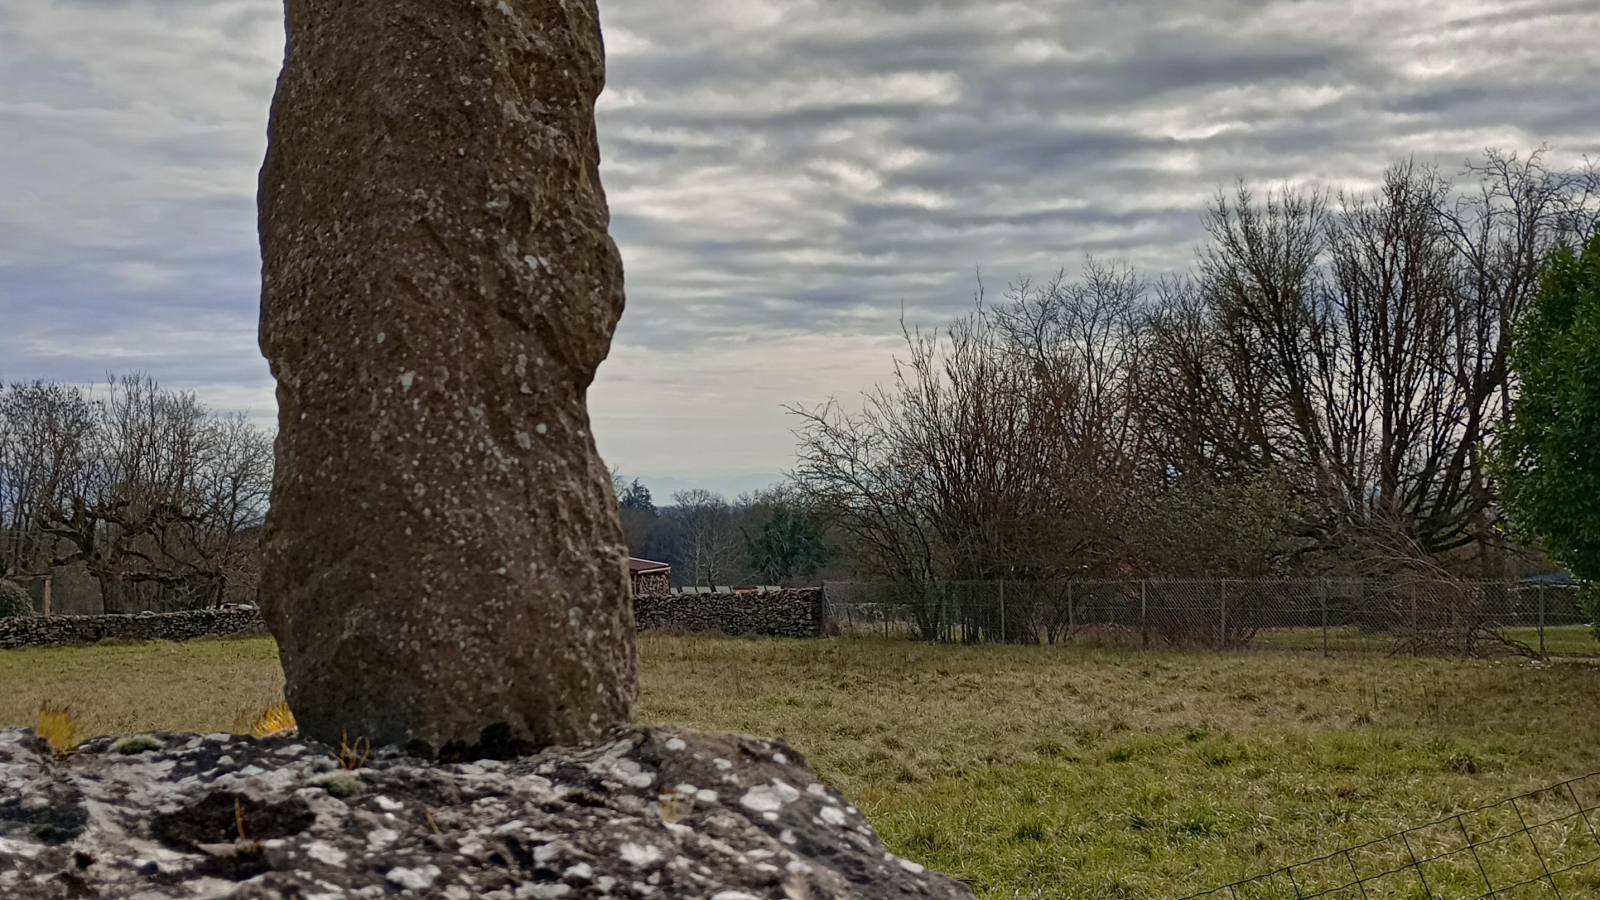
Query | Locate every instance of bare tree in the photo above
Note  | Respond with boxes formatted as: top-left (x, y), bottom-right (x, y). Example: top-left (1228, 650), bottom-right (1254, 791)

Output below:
top-left (794, 149), bottom-right (1600, 615)
top-left (666, 489), bottom-right (744, 588)
top-left (792, 270), bottom-right (1165, 639)
top-left (0, 382), bottom-right (96, 577)
top-left (1158, 153), bottom-right (1599, 573)
top-left (180, 413), bottom-right (274, 602)
top-left (7, 375), bottom-right (276, 611)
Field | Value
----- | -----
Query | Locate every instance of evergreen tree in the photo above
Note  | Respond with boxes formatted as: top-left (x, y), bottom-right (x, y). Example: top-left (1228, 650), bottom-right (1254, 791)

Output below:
top-left (1496, 229), bottom-right (1600, 586)
top-left (620, 479), bottom-right (655, 514)
top-left (745, 505), bottom-right (830, 585)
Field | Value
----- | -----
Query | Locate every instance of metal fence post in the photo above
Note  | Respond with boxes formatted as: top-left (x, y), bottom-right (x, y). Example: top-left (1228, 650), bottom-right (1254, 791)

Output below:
top-left (1140, 580), bottom-right (1149, 651)
top-left (942, 581), bottom-right (949, 643)
top-left (1320, 577), bottom-right (1329, 658)
top-left (999, 578), bottom-right (1006, 645)
top-left (1410, 582), bottom-right (1419, 653)
top-left (1539, 587), bottom-right (1547, 660)
top-left (1356, 579), bottom-right (1365, 638)
top-left (1067, 581), bottom-right (1075, 642)
top-left (1219, 580), bottom-right (1227, 650)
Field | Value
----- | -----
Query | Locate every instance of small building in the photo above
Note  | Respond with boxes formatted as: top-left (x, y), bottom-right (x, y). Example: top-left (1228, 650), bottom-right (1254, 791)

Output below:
top-left (629, 558), bottom-right (671, 597)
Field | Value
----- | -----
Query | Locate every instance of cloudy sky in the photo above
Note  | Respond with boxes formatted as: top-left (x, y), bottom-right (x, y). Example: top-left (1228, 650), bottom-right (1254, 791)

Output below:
top-left (2, 0), bottom-right (1598, 498)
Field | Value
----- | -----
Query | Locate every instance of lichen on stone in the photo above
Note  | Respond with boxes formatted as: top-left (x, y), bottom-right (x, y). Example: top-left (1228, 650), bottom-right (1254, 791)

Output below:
top-left (0, 724), bottom-right (974, 899)
top-left (111, 734), bottom-right (163, 755)
top-left (310, 770), bottom-right (365, 799)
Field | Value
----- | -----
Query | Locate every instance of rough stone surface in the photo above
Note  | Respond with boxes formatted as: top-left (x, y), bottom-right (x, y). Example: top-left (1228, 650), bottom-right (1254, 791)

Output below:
top-left (0, 725), bottom-right (973, 900)
top-left (0, 606), bottom-right (267, 650)
top-left (634, 590), bottom-right (825, 639)
top-left (257, 0), bottom-right (634, 752)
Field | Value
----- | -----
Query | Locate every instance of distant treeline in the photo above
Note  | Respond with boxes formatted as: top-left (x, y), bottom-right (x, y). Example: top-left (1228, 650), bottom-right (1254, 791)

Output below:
top-left (0, 375), bottom-right (272, 611)
top-left (790, 151), bottom-right (1599, 587)
top-left (610, 477), bottom-right (833, 589)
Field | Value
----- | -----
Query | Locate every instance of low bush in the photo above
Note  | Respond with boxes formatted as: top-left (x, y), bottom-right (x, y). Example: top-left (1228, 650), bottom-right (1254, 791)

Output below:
top-left (0, 580), bottom-right (33, 619)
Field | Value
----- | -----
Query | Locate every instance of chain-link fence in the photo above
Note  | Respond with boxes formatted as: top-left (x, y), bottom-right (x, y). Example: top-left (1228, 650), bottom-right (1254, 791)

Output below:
top-left (1179, 772), bottom-right (1600, 899)
top-left (821, 579), bottom-right (1592, 657)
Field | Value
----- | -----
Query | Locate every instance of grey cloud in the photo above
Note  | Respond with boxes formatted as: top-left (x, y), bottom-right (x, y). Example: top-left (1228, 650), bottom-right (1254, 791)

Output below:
top-left (3, 0), bottom-right (1599, 488)
top-left (1383, 85), bottom-right (1494, 116)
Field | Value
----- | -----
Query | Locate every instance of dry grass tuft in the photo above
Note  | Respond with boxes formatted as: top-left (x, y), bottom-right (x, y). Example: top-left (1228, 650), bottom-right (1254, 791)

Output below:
top-left (248, 701), bottom-right (298, 738)
top-left (35, 701), bottom-right (79, 757)
top-left (332, 730), bottom-right (370, 770)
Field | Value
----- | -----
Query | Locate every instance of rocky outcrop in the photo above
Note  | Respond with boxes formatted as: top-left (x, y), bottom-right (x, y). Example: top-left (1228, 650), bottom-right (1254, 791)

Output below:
top-left (0, 606), bottom-right (267, 651)
top-left (257, 0), bottom-right (635, 752)
top-left (634, 590), bottom-right (825, 639)
top-left (0, 725), bottom-right (972, 900)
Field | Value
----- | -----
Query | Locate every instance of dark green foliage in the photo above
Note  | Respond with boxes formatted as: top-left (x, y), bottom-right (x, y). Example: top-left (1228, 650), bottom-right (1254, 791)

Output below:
top-left (1495, 230), bottom-right (1600, 589)
top-left (0, 579), bottom-right (34, 618)
top-left (1584, 584), bottom-right (1600, 643)
top-left (745, 504), bottom-right (830, 585)
top-left (613, 475), bottom-right (672, 563)
top-left (620, 479), bottom-right (655, 513)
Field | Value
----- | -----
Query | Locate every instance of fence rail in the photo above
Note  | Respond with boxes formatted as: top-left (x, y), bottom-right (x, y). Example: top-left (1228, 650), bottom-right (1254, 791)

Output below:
top-left (821, 579), bottom-right (1591, 657)
top-left (1179, 772), bottom-right (1600, 899)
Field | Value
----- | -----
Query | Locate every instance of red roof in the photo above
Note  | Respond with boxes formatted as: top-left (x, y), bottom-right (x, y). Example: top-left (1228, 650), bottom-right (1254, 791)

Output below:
top-left (629, 557), bottom-right (671, 574)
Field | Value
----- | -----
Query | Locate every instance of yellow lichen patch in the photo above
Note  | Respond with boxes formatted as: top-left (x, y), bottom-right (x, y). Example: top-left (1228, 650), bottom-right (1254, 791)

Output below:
top-left (36, 702), bottom-right (79, 757)
top-left (249, 702), bottom-right (298, 738)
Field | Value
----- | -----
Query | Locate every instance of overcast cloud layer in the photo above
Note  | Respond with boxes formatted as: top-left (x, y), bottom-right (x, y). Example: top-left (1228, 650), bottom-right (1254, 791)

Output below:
top-left (2, 0), bottom-right (1598, 497)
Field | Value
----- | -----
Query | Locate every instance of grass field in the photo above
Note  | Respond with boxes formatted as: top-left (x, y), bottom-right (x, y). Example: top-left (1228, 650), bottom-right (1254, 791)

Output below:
top-left (4, 634), bottom-right (1600, 899)
top-left (1251, 624), bottom-right (1600, 656)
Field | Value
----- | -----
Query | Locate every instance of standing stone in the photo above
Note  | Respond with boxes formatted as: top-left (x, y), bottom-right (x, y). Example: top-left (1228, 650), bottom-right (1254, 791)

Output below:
top-left (257, 0), bottom-right (635, 754)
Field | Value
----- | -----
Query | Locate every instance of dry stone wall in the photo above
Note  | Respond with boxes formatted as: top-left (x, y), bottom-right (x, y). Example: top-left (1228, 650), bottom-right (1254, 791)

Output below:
top-left (634, 588), bottom-right (825, 639)
top-left (0, 592), bottom-right (825, 650)
top-left (0, 605), bottom-right (268, 650)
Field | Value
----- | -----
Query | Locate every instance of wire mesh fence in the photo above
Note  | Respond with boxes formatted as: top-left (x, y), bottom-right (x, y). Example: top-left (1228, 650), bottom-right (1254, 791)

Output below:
top-left (821, 579), bottom-right (1593, 657)
top-left (1179, 772), bottom-right (1600, 899)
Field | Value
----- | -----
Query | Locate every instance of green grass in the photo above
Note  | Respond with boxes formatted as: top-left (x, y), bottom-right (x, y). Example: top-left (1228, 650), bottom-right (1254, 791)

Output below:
top-left (5, 634), bottom-right (1600, 898)
top-left (0, 637), bottom-right (284, 735)
top-left (1251, 624), bottom-right (1600, 656)
top-left (1504, 625), bottom-right (1600, 655)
